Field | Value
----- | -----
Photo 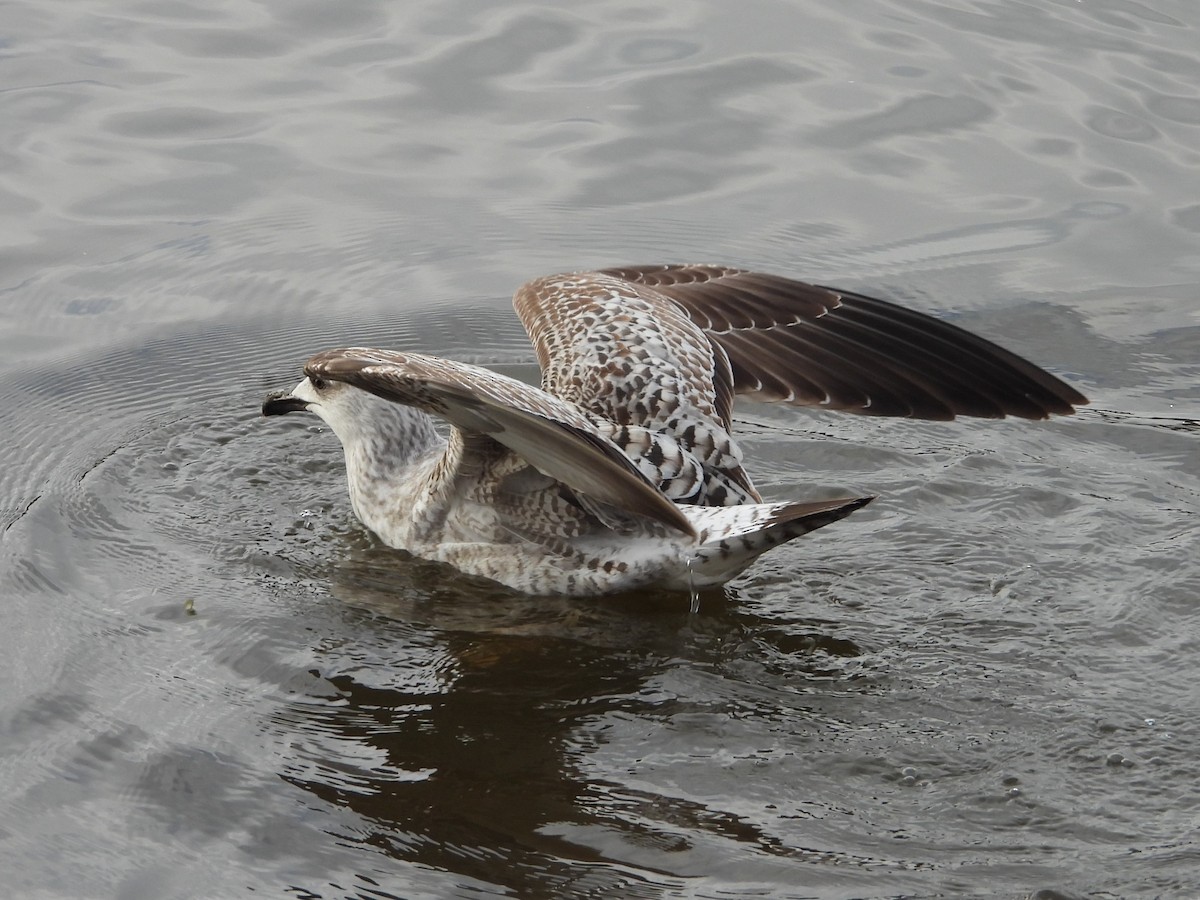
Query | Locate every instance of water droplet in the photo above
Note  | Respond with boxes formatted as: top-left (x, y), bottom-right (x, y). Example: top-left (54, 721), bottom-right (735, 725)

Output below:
top-left (686, 555), bottom-right (699, 614)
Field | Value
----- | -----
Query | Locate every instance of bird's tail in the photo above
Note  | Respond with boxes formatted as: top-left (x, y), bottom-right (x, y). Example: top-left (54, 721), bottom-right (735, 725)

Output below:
top-left (680, 496), bottom-right (874, 586)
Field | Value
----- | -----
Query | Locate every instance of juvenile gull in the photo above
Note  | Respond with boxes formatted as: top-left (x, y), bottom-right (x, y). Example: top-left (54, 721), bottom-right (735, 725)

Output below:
top-left (262, 265), bottom-right (1086, 595)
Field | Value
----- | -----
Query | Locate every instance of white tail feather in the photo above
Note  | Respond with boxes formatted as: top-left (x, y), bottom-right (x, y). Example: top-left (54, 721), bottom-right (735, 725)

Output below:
top-left (680, 496), bottom-right (874, 585)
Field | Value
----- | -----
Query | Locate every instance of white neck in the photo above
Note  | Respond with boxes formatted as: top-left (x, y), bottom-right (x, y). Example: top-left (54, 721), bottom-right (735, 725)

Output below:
top-left (318, 391), bottom-right (445, 542)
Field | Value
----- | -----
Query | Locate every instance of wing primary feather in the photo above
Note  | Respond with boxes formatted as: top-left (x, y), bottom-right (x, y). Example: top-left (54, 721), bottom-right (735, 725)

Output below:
top-left (592, 265), bottom-right (1087, 420)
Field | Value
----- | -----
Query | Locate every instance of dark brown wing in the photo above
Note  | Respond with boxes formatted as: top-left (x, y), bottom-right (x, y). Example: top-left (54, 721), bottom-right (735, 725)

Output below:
top-left (597, 264), bottom-right (1088, 420)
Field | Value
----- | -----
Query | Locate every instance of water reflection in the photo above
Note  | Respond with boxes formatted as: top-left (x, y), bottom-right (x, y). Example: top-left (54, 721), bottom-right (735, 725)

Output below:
top-left (265, 552), bottom-right (886, 894)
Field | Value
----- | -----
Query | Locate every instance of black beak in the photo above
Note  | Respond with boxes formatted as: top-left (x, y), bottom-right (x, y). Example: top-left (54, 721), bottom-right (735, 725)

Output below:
top-left (262, 390), bottom-right (310, 416)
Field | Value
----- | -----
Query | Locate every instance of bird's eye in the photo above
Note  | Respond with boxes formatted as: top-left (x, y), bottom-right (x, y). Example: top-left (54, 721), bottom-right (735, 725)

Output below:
top-left (310, 375), bottom-right (328, 391)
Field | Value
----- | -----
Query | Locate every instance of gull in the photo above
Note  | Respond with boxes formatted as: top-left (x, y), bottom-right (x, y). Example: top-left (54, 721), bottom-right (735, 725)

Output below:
top-left (262, 264), bottom-right (1086, 596)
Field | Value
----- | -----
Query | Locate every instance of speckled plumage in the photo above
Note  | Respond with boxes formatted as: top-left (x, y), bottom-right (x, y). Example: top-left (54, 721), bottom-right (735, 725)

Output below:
top-left (263, 265), bottom-right (1086, 595)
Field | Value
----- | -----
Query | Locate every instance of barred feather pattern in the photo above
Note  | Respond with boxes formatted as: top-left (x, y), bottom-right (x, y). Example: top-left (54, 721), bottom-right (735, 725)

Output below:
top-left (515, 273), bottom-right (759, 506)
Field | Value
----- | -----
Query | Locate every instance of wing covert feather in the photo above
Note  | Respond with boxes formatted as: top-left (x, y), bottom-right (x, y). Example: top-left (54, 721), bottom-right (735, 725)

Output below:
top-left (513, 272), bottom-right (730, 429)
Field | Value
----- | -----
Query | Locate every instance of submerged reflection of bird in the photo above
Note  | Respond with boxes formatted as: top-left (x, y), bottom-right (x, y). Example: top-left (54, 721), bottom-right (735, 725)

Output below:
top-left (262, 265), bottom-right (1086, 595)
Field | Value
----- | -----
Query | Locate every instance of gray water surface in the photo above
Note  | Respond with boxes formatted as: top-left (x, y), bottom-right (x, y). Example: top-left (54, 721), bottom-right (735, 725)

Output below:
top-left (2, 1), bottom-right (1198, 898)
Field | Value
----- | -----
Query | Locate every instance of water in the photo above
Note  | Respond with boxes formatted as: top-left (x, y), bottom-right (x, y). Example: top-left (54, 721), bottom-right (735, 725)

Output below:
top-left (2, 0), bottom-right (1198, 897)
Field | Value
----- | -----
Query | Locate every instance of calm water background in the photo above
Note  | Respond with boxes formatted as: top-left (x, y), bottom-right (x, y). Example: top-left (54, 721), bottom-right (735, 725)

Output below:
top-left (2, 1), bottom-right (1198, 897)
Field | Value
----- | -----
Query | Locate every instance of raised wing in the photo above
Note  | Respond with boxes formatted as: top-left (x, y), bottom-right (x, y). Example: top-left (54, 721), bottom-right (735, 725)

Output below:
top-left (597, 264), bottom-right (1088, 420)
top-left (514, 271), bottom-right (733, 432)
top-left (304, 348), bottom-right (695, 536)
top-left (514, 271), bottom-right (756, 504)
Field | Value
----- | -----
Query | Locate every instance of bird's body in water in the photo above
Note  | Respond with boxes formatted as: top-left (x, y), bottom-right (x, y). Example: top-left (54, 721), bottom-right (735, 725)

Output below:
top-left (262, 265), bottom-right (1086, 596)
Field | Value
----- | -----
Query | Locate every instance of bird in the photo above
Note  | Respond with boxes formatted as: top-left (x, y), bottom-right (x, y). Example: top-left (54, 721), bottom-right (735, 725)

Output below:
top-left (262, 264), bottom-right (1087, 596)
